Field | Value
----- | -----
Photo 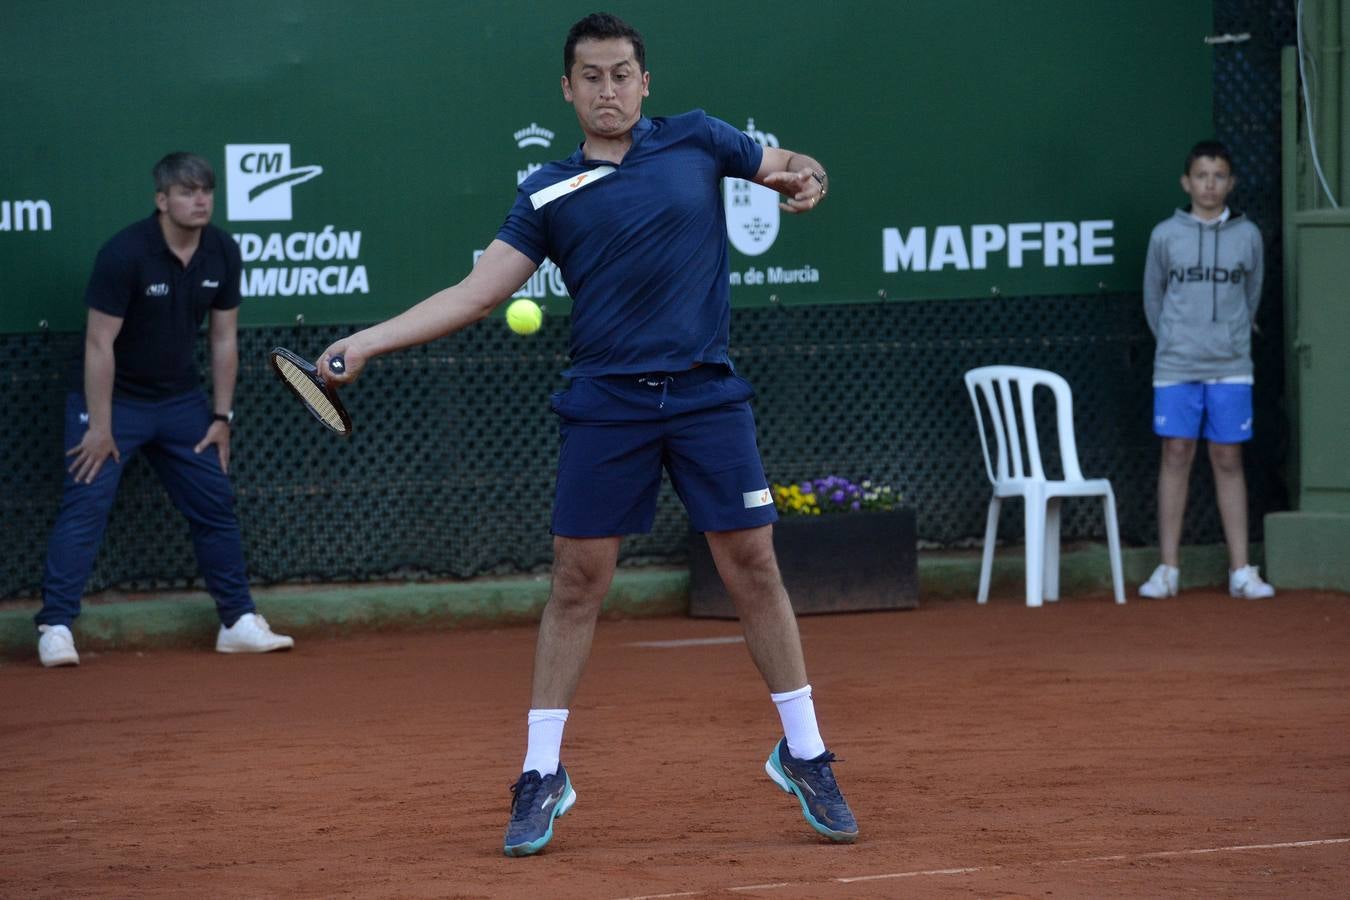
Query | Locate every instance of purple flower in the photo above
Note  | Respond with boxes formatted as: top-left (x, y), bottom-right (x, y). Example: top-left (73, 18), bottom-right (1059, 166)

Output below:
top-left (775, 474), bottom-right (900, 515)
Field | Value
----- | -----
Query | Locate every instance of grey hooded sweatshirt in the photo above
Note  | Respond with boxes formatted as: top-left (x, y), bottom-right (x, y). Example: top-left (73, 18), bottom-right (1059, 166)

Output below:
top-left (1142, 208), bottom-right (1264, 382)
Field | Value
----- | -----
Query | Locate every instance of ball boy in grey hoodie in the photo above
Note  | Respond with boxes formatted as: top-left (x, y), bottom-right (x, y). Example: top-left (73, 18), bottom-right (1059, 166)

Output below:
top-left (1140, 140), bottom-right (1274, 600)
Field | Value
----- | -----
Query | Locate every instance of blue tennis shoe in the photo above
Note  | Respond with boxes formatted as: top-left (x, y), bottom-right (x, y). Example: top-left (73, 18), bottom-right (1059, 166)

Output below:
top-left (765, 738), bottom-right (859, 842)
top-left (503, 766), bottom-right (576, 857)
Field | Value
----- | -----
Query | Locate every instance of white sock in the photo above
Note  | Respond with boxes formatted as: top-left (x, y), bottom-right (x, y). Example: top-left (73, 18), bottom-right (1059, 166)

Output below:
top-left (771, 684), bottom-right (826, 760)
top-left (522, 708), bottom-right (569, 776)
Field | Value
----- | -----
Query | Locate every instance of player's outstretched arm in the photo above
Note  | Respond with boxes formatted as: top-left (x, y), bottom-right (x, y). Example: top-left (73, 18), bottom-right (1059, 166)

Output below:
top-left (755, 146), bottom-right (828, 214)
top-left (319, 240), bottom-right (537, 385)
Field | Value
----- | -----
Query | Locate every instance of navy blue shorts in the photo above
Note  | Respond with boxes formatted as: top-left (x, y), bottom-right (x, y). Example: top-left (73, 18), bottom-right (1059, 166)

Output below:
top-left (549, 365), bottom-right (778, 537)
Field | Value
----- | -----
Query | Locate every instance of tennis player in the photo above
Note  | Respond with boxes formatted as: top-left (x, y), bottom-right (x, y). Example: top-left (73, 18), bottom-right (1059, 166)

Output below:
top-left (319, 12), bottom-right (857, 856)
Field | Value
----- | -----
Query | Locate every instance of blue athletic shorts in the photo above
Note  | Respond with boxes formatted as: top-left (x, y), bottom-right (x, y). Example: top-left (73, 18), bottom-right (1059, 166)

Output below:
top-left (1153, 382), bottom-right (1254, 443)
top-left (549, 365), bottom-right (778, 536)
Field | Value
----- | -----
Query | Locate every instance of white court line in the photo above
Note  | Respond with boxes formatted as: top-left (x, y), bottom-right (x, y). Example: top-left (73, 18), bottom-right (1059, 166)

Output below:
top-left (837, 863), bottom-right (988, 885)
top-left (1069, 837), bottom-right (1350, 863)
top-left (837, 866), bottom-right (989, 883)
top-left (625, 636), bottom-right (745, 648)
top-left (612, 836), bottom-right (1350, 899)
top-left (843, 838), bottom-right (1350, 884)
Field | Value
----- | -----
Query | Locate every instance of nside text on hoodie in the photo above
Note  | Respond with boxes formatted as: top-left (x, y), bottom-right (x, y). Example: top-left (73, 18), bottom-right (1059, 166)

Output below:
top-left (1142, 208), bottom-right (1264, 383)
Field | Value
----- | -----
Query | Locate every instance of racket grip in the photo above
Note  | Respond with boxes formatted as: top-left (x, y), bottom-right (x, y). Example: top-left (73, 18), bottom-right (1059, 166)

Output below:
top-left (329, 355), bottom-right (346, 375)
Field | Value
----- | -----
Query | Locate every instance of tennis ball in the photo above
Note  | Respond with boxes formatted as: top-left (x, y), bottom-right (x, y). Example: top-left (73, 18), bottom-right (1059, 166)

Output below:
top-left (505, 298), bottom-right (543, 335)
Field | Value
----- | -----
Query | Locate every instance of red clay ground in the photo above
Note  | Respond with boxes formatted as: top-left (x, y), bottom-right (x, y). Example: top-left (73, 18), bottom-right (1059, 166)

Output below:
top-left (3, 589), bottom-right (1349, 899)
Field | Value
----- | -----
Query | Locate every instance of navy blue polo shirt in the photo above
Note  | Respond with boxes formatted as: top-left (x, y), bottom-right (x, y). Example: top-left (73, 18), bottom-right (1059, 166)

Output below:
top-left (496, 110), bottom-right (763, 377)
top-left (74, 213), bottom-right (242, 401)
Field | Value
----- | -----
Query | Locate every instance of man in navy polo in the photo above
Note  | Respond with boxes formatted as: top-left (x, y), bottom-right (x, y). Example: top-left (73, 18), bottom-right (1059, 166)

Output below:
top-left (318, 12), bottom-right (856, 854)
top-left (36, 152), bottom-right (293, 667)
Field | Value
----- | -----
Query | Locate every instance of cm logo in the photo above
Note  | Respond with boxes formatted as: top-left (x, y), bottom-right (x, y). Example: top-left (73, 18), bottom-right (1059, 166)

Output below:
top-left (225, 144), bottom-right (323, 221)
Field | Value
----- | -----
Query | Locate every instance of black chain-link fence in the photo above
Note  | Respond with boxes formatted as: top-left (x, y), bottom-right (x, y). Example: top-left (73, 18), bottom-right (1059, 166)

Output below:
top-left (0, 0), bottom-right (1293, 600)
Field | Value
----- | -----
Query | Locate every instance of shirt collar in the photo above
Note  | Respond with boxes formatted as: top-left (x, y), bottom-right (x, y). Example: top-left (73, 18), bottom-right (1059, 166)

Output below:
top-left (142, 210), bottom-right (170, 252)
top-left (1183, 206), bottom-right (1231, 226)
top-left (568, 116), bottom-right (653, 165)
top-left (143, 211), bottom-right (207, 268)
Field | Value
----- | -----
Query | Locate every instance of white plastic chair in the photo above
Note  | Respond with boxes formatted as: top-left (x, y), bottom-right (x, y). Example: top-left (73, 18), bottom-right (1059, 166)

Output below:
top-left (963, 366), bottom-right (1125, 607)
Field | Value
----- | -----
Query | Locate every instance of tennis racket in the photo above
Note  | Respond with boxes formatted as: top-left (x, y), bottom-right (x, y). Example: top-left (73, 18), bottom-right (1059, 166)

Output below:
top-left (269, 347), bottom-right (353, 436)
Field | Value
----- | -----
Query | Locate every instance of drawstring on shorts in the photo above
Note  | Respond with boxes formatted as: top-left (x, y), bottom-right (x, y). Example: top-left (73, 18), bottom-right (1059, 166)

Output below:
top-left (637, 374), bottom-right (675, 409)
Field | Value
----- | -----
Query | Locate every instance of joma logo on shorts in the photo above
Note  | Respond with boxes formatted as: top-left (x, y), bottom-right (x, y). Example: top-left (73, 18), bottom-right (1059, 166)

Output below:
top-left (743, 489), bottom-right (773, 509)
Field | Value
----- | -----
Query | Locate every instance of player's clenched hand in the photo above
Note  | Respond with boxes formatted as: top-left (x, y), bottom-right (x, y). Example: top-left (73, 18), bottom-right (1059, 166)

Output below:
top-left (762, 169), bottom-right (825, 214)
top-left (66, 426), bottom-right (120, 485)
top-left (318, 339), bottom-right (365, 387)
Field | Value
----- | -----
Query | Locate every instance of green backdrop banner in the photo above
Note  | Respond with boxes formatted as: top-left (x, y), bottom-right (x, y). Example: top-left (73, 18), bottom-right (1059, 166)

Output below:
top-left (2, 0), bottom-right (1211, 333)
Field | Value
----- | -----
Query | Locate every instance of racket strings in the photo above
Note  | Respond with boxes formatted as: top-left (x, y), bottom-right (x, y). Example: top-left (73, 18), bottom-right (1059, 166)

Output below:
top-left (275, 356), bottom-right (348, 433)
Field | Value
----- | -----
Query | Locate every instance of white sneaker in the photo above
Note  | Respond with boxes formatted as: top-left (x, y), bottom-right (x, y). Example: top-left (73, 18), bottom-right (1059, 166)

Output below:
top-left (37, 624), bottom-right (80, 667)
top-left (1230, 565), bottom-right (1276, 599)
top-left (1139, 564), bottom-right (1179, 599)
top-left (216, 613), bottom-right (295, 654)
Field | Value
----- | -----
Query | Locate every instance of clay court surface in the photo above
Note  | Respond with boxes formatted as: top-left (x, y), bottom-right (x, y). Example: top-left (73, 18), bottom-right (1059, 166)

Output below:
top-left (3, 589), bottom-right (1348, 898)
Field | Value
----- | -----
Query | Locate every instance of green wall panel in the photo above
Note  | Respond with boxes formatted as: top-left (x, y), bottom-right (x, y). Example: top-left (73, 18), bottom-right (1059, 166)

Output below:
top-left (2, 1), bottom-right (1211, 333)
